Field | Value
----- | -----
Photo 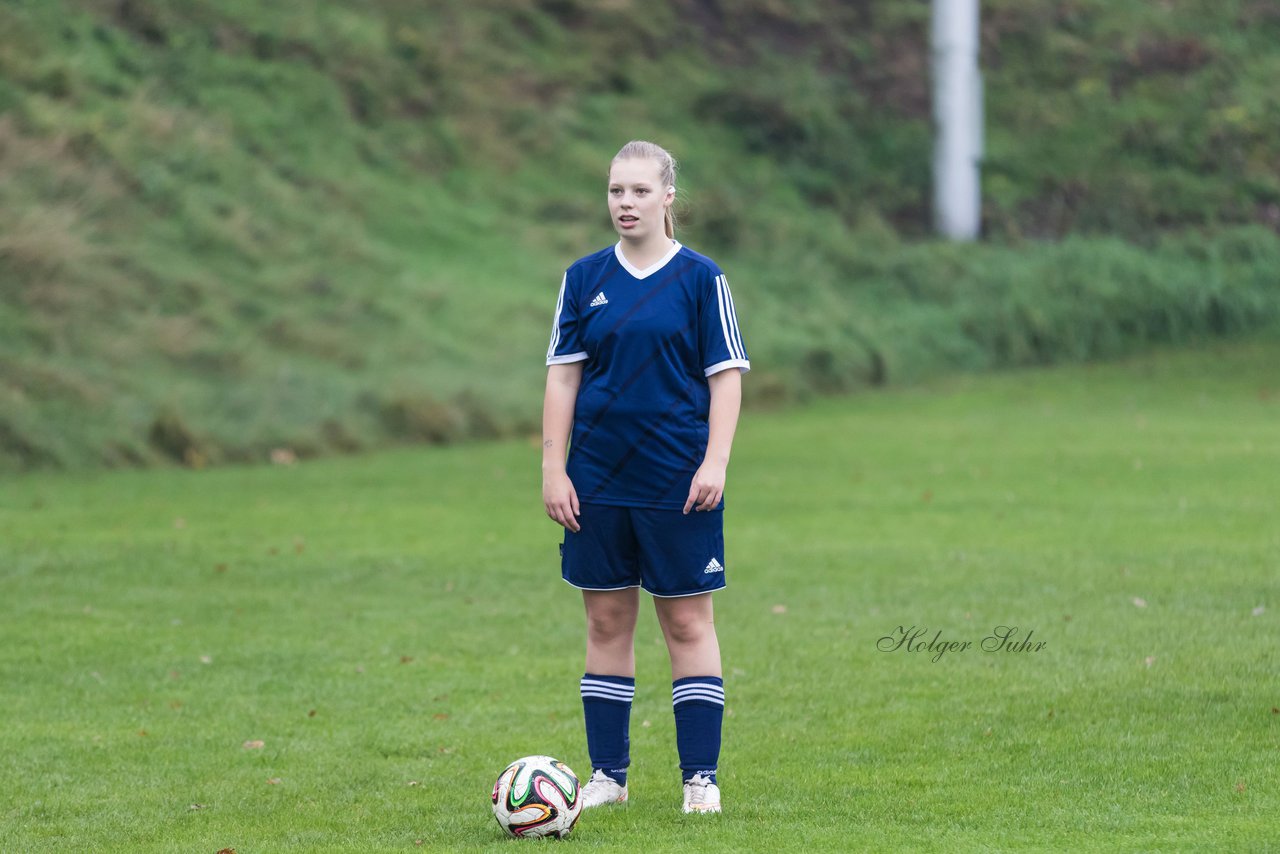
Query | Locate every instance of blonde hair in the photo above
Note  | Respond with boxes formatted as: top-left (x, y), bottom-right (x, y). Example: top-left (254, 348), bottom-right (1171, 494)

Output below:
top-left (611, 140), bottom-right (678, 239)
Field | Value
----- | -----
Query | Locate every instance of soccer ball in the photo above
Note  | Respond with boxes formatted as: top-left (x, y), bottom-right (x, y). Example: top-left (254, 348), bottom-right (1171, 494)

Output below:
top-left (491, 755), bottom-right (582, 838)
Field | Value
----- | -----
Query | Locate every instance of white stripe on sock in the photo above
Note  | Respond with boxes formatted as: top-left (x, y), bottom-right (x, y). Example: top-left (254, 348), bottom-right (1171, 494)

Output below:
top-left (580, 679), bottom-right (635, 692)
top-left (580, 679), bottom-right (635, 701)
top-left (672, 683), bottom-right (725, 706)
top-left (582, 690), bottom-right (635, 702)
top-left (581, 689), bottom-right (634, 701)
top-left (675, 686), bottom-right (727, 701)
top-left (580, 678), bottom-right (635, 690)
top-left (580, 683), bottom-right (633, 693)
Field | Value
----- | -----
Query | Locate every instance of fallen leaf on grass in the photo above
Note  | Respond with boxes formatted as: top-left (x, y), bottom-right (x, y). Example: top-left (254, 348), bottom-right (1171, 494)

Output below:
top-left (243, 740), bottom-right (265, 750)
top-left (1132, 597), bottom-right (1147, 608)
top-left (1144, 656), bottom-right (1156, 668)
top-left (641, 720), bottom-right (651, 728)
top-left (214, 563), bottom-right (228, 573)
top-left (270, 448), bottom-right (297, 466)
top-left (771, 604), bottom-right (787, 614)
top-left (407, 780), bottom-right (420, 786)
top-left (266, 778), bottom-right (282, 785)
top-left (199, 655), bottom-right (212, 665)
top-left (432, 713), bottom-right (448, 721)
top-left (1252, 605), bottom-right (1265, 617)
top-left (1236, 781), bottom-right (1246, 793)
top-left (400, 656), bottom-right (414, 664)
top-left (217, 848), bottom-right (236, 854)
top-left (189, 803), bottom-right (205, 811)
top-left (308, 709), bottom-right (317, 718)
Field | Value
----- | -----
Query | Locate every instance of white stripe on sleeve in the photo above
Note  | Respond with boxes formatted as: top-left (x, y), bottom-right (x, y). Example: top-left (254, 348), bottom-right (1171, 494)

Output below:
top-left (715, 275), bottom-right (745, 361)
top-left (546, 273), bottom-right (567, 361)
top-left (721, 275), bottom-right (747, 359)
top-left (704, 358), bottom-right (750, 376)
top-left (714, 275), bottom-right (735, 360)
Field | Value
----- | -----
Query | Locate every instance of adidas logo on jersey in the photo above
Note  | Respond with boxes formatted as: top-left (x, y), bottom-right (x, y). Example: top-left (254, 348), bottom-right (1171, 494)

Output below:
top-left (590, 292), bottom-right (609, 307)
top-left (704, 558), bottom-right (724, 574)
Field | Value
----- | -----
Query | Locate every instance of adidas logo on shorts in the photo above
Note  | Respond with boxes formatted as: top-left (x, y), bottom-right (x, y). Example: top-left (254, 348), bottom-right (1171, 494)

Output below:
top-left (703, 558), bottom-right (724, 574)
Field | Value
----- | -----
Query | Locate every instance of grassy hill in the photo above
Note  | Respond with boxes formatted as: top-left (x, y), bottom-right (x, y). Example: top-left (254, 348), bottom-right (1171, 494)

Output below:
top-left (1, 0), bottom-right (1278, 470)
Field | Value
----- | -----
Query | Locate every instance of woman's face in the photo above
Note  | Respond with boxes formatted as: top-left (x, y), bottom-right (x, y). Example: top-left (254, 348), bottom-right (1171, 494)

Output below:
top-left (608, 158), bottom-right (671, 241)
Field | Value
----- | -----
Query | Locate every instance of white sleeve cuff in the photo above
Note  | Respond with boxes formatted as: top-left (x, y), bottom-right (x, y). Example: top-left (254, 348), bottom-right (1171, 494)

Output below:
top-left (547, 352), bottom-right (589, 366)
top-left (704, 359), bottom-right (751, 377)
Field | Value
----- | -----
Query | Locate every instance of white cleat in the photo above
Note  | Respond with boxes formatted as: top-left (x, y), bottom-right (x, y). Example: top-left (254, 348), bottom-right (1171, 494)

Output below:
top-left (682, 772), bottom-right (721, 814)
top-left (580, 769), bottom-right (628, 808)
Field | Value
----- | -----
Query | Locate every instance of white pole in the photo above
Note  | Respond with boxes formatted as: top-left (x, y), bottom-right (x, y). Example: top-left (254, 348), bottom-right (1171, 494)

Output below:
top-left (932, 0), bottom-right (983, 241)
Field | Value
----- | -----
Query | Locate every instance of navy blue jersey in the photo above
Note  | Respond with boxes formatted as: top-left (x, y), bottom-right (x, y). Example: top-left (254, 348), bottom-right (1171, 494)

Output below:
top-left (546, 241), bottom-right (750, 509)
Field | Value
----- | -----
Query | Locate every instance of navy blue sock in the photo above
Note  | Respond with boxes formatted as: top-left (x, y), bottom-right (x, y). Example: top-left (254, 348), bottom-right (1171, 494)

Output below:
top-left (672, 676), bottom-right (724, 785)
top-left (580, 673), bottom-right (634, 786)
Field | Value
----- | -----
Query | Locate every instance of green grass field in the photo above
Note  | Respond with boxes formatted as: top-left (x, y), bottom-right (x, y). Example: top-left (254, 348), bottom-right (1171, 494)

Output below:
top-left (2, 338), bottom-right (1278, 851)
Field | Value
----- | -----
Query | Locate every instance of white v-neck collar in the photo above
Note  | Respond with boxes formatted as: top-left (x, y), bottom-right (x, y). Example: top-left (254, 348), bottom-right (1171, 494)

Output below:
top-left (614, 240), bottom-right (682, 280)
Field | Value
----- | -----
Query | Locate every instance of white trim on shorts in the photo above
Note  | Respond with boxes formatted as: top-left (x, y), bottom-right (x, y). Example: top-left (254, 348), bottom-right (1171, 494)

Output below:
top-left (561, 578), bottom-right (642, 593)
top-left (646, 585), bottom-right (725, 599)
top-left (560, 577), bottom-right (722, 598)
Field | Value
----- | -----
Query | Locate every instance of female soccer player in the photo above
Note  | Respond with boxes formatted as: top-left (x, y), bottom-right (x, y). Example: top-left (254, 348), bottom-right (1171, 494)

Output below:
top-left (542, 140), bottom-right (749, 815)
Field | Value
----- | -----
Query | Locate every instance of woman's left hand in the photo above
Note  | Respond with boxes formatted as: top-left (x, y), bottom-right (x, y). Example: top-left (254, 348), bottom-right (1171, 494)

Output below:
top-left (684, 461), bottom-right (727, 514)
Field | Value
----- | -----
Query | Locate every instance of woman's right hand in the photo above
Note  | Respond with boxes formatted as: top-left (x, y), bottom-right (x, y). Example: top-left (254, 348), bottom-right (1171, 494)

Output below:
top-left (543, 470), bottom-right (581, 532)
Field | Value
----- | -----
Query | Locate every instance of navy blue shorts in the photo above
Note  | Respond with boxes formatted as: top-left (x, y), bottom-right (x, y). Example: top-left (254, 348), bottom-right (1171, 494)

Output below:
top-left (561, 503), bottom-right (726, 598)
